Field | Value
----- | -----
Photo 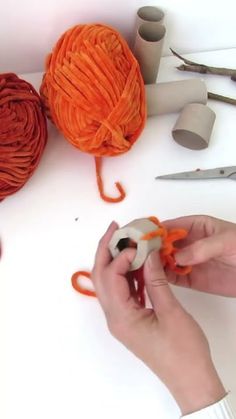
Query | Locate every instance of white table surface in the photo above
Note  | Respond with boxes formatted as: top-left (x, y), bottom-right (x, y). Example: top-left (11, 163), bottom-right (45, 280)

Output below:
top-left (1, 48), bottom-right (236, 419)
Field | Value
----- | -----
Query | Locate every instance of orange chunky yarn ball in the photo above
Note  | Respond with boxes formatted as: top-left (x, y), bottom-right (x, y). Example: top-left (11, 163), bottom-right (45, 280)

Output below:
top-left (0, 73), bottom-right (47, 201)
top-left (40, 23), bottom-right (146, 203)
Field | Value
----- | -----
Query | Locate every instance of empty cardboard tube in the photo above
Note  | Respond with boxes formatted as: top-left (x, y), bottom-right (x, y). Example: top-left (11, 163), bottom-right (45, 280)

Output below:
top-left (146, 79), bottom-right (208, 116)
top-left (109, 218), bottom-right (162, 271)
top-left (135, 6), bottom-right (165, 34)
top-left (137, 6), bottom-right (164, 24)
top-left (134, 22), bottom-right (166, 84)
top-left (172, 103), bottom-right (216, 150)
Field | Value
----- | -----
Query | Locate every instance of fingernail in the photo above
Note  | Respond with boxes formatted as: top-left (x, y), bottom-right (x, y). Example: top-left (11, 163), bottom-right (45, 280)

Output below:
top-left (107, 221), bottom-right (117, 230)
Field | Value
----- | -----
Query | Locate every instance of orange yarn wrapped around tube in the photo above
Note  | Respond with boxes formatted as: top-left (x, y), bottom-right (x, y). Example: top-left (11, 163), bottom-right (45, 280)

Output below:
top-left (0, 73), bottom-right (47, 201)
top-left (40, 23), bottom-right (146, 203)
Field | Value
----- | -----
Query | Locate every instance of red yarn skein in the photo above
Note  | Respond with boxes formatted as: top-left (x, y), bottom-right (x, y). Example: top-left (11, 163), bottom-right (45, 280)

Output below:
top-left (0, 73), bottom-right (48, 201)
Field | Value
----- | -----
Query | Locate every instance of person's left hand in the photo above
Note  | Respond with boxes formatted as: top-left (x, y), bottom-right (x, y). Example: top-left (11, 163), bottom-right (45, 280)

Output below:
top-left (91, 221), bottom-right (225, 416)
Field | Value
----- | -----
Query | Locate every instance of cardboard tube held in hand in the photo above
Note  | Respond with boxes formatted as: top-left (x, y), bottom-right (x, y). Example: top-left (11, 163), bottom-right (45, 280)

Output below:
top-left (109, 218), bottom-right (162, 271)
top-left (172, 103), bottom-right (216, 150)
top-left (146, 79), bottom-right (208, 116)
top-left (134, 22), bottom-right (166, 84)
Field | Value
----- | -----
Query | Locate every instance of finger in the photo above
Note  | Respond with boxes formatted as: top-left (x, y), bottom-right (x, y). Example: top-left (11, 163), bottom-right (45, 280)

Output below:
top-left (163, 216), bottom-right (197, 230)
top-left (105, 249), bottom-right (137, 305)
top-left (175, 233), bottom-right (226, 266)
top-left (166, 269), bottom-right (192, 288)
top-left (163, 216), bottom-right (200, 249)
top-left (109, 247), bottom-right (136, 275)
top-left (92, 248), bottom-right (137, 311)
top-left (163, 215), bottom-right (218, 251)
top-left (144, 251), bottom-right (179, 315)
top-left (94, 221), bottom-right (118, 271)
top-left (110, 248), bottom-right (140, 306)
top-left (164, 215), bottom-right (216, 240)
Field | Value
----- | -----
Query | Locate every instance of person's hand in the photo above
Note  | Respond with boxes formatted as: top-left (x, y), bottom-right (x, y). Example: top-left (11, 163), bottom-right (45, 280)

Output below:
top-left (91, 222), bottom-right (226, 415)
top-left (164, 215), bottom-right (236, 297)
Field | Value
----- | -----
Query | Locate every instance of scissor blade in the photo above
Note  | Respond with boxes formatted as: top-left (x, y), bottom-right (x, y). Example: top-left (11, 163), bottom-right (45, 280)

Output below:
top-left (155, 166), bottom-right (236, 180)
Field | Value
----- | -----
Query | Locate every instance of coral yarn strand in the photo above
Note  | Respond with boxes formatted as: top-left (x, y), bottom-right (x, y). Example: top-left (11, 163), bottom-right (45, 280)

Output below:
top-left (95, 156), bottom-right (126, 203)
top-left (71, 271), bottom-right (96, 297)
top-left (142, 217), bottom-right (192, 275)
top-left (136, 267), bottom-right (145, 306)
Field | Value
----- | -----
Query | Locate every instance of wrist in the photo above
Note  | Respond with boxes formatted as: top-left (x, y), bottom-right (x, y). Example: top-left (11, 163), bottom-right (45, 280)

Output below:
top-left (170, 363), bottom-right (226, 415)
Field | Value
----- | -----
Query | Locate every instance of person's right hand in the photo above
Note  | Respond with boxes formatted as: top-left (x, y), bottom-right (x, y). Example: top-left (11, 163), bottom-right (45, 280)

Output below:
top-left (163, 215), bottom-right (236, 297)
top-left (91, 222), bottom-right (226, 415)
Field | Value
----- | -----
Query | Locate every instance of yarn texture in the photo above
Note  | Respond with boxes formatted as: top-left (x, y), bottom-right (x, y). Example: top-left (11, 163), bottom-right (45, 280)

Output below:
top-left (0, 73), bottom-right (47, 201)
top-left (40, 23), bottom-right (146, 202)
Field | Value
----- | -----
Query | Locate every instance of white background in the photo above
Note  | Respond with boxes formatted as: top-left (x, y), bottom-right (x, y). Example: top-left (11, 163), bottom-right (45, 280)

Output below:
top-left (1, 49), bottom-right (236, 418)
top-left (0, 0), bottom-right (236, 74)
top-left (0, 2), bottom-right (236, 419)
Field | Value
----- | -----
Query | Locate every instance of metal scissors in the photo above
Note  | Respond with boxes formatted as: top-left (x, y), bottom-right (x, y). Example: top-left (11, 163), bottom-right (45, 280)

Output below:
top-left (155, 166), bottom-right (236, 181)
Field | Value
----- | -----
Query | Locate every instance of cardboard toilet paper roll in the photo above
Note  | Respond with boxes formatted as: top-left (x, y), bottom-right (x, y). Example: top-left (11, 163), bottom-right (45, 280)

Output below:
top-left (146, 79), bottom-right (208, 116)
top-left (136, 6), bottom-right (165, 31)
top-left (134, 22), bottom-right (166, 84)
top-left (172, 103), bottom-right (216, 150)
top-left (109, 218), bottom-right (162, 271)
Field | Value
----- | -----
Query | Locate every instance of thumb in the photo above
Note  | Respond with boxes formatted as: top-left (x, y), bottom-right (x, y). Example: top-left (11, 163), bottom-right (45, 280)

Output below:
top-left (144, 251), bottom-right (179, 315)
top-left (175, 233), bottom-right (227, 266)
top-left (109, 247), bottom-right (137, 275)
